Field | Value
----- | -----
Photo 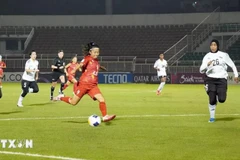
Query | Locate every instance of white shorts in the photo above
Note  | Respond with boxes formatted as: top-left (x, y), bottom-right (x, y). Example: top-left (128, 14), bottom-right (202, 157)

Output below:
top-left (157, 72), bottom-right (167, 78)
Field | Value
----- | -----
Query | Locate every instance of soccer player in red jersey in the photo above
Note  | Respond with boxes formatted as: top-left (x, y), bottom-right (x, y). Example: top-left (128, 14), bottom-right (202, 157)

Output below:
top-left (0, 55), bottom-right (6, 98)
top-left (54, 42), bottom-right (116, 122)
top-left (62, 56), bottom-right (78, 91)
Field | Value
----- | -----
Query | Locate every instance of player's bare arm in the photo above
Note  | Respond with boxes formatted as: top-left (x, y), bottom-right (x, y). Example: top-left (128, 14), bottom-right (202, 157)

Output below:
top-left (69, 63), bottom-right (82, 74)
top-left (78, 63), bottom-right (83, 72)
top-left (64, 63), bottom-right (71, 69)
top-left (35, 71), bottom-right (39, 81)
top-left (234, 77), bottom-right (239, 83)
top-left (76, 63), bottom-right (84, 72)
top-left (51, 65), bottom-right (58, 69)
top-left (52, 65), bottom-right (64, 69)
top-left (64, 63), bottom-right (71, 76)
top-left (207, 60), bottom-right (213, 66)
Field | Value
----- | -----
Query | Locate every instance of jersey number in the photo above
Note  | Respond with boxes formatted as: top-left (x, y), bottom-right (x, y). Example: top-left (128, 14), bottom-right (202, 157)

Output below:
top-left (23, 82), bottom-right (27, 88)
top-left (92, 71), bottom-right (98, 76)
top-left (212, 59), bottom-right (219, 66)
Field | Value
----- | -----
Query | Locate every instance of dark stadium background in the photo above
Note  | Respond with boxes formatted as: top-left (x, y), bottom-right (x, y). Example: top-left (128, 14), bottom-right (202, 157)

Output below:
top-left (0, 1), bottom-right (240, 160)
top-left (0, 0), bottom-right (239, 15)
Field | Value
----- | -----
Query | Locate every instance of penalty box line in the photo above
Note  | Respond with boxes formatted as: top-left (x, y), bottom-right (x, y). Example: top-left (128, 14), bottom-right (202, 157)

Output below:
top-left (0, 114), bottom-right (239, 121)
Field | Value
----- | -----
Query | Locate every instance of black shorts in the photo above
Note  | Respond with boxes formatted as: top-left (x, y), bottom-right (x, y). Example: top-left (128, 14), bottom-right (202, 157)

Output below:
top-left (52, 72), bottom-right (65, 82)
top-left (158, 75), bottom-right (166, 79)
top-left (21, 80), bottom-right (38, 90)
top-left (204, 77), bottom-right (227, 94)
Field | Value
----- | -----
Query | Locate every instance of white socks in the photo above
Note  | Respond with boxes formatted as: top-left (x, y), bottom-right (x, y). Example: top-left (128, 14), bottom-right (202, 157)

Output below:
top-left (18, 96), bottom-right (23, 104)
top-left (157, 82), bottom-right (166, 91)
top-left (208, 104), bottom-right (216, 119)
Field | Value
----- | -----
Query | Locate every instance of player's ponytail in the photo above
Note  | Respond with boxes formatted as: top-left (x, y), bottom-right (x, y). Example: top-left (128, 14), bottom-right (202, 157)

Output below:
top-left (82, 42), bottom-right (99, 56)
top-left (82, 44), bottom-right (90, 56)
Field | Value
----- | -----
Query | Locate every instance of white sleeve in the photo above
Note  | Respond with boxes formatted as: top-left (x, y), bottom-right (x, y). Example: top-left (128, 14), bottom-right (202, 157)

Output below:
top-left (225, 54), bottom-right (239, 77)
top-left (165, 61), bottom-right (168, 67)
top-left (36, 61), bottom-right (39, 69)
top-left (25, 60), bottom-right (30, 70)
top-left (199, 55), bottom-right (208, 74)
top-left (154, 61), bottom-right (158, 68)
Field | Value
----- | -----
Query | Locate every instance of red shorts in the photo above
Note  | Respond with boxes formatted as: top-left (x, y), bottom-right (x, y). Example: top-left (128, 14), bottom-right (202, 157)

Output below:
top-left (74, 83), bottom-right (101, 100)
top-left (0, 70), bottom-right (3, 78)
top-left (67, 75), bottom-right (76, 82)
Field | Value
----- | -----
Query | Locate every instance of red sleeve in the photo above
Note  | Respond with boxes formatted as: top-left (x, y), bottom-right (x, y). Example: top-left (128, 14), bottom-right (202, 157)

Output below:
top-left (81, 56), bottom-right (90, 67)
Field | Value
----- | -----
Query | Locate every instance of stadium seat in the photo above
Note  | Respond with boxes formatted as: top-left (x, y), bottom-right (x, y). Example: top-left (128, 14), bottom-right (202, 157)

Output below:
top-left (25, 25), bottom-right (196, 58)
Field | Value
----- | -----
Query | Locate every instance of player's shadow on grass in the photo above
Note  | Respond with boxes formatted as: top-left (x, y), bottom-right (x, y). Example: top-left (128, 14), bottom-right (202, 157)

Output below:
top-left (28, 102), bottom-right (54, 107)
top-left (217, 117), bottom-right (240, 121)
top-left (62, 121), bottom-right (116, 126)
top-left (103, 121), bottom-right (114, 126)
top-left (62, 120), bottom-right (88, 124)
top-left (0, 111), bottom-right (23, 115)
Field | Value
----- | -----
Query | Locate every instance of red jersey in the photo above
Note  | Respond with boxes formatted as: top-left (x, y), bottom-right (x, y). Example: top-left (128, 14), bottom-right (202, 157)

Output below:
top-left (67, 62), bottom-right (78, 76)
top-left (80, 56), bottom-right (100, 85)
top-left (0, 61), bottom-right (6, 72)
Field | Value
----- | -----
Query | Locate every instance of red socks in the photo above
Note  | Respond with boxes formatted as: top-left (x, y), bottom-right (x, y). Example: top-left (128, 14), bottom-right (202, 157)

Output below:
top-left (99, 102), bottom-right (107, 117)
top-left (61, 97), bottom-right (107, 116)
top-left (62, 84), bottom-right (68, 90)
top-left (60, 97), bottom-right (71, 104)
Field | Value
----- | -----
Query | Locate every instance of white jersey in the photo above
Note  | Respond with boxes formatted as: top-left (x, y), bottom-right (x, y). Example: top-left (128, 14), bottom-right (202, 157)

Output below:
top-left (199, 51), bottom-right (238, 79)
top-left (154, 59), bottom-right (168, 77)
top-left (22, 59), bottom-right (39, 81)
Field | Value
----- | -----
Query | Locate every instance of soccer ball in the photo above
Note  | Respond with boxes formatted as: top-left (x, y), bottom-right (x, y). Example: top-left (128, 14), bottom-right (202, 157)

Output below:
top-left (88, 115), bottom-right (101, 127)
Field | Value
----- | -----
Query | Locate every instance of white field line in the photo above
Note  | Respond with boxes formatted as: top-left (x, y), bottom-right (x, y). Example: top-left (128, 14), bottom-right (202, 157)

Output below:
top-left (0, 151), bottom-right (86, 160)
top-left (0, 114), bottom-right (239, 121)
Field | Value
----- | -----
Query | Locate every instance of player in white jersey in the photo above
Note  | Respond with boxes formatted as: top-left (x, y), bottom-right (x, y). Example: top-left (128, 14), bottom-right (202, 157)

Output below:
top-left (200, 39), bottom-right (239, 123)
top-left (154, 53), bottom-right (168, 95)
top-left (17, 50), bottom-right (39, 107)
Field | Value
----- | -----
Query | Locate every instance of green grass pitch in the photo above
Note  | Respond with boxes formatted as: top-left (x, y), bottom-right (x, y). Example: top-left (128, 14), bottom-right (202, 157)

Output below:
top-left (0, 83), bottom-right (240, 160)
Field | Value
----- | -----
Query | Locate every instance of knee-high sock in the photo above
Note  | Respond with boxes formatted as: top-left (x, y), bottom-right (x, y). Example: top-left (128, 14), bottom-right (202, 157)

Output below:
top-left (17, 95), bottom-right (24, 104)
top-left (51, 86), bottom-right (55, 97)
top-left (18, 90), bottom-right (26, 104)
top-left (99, 102), bottom-right (107, 117)
top-left (60, 96), bottom-right (71, 104)
top-left (208, 104), bottom-right (216, 119)
top-left (60, 83), bottom-right (65, 93)
top-left (157, 82), bottom-right (166, 91)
